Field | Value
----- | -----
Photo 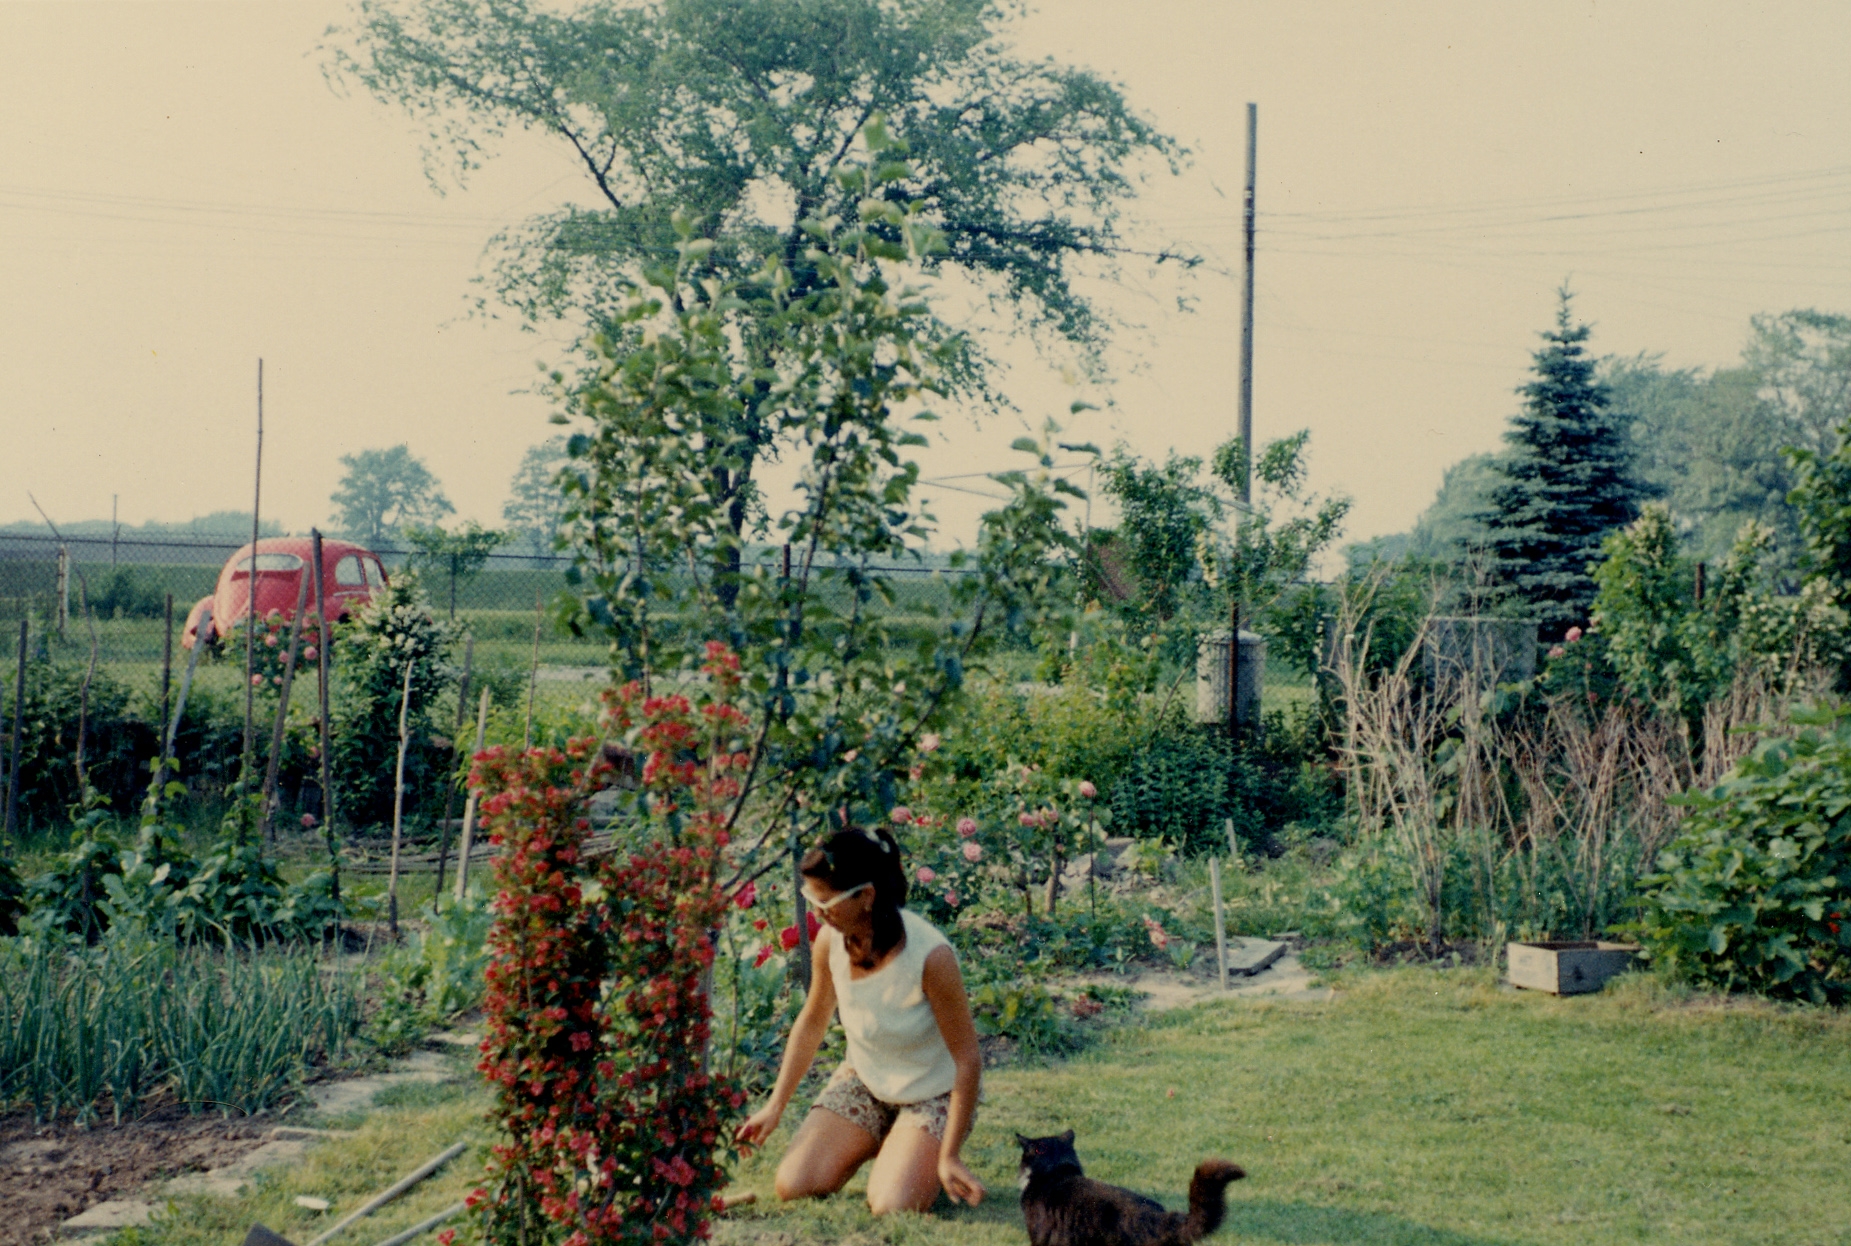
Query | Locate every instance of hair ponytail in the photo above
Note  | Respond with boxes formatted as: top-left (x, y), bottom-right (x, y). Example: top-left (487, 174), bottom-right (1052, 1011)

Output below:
top-left (800, 825), bottom-right (909, 957)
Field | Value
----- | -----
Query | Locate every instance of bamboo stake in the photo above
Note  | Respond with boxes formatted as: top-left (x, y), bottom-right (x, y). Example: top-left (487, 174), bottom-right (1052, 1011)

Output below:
top-left (160, 593), bottom-right (173, 739)
top-left (244, 358), bottom-right (263, 778)
top-left (301, 1142), bottom-right (467, 1246)
top-left (1211, 855), bottom-right (1229, 991)
top-left (260, 567), bottom-right (312, 841)
top-left (452, 686), bottom-right (490, 905)
top-left (387, 656), bottom-right (414, 939)
top-left (157, 604), bottom-right (210, 798)
top-left (311, 529), bottom-right (339, 909)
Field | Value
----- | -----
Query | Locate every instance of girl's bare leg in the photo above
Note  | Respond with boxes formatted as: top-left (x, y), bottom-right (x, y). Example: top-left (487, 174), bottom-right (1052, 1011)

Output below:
top-left (774, 1109), bottom-right (880, 1201)
top-left (864, 1123), bottom-right (941, 1215)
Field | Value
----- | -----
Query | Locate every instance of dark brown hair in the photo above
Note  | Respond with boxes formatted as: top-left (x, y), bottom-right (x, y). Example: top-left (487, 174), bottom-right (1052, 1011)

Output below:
top-left (800, 826), bottom-right (908, 957)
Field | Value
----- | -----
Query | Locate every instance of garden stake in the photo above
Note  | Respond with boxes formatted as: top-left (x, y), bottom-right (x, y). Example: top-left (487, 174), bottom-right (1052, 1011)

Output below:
top-left (261, 563), bottom-right (312, 841)
top-left (244, 358), bottom-right (264, 778)
top-left (157, 603), bottom-right (211, 795)
top-left (1210, 855), bottom-right (1229, 990)
top-left (367, 1204), bottom-right (464, 1246)
top-left (243, 1140), bottom-right (471, 1246)
top-left (311, 529), bottom-right (339, 909)
top-left (160, 592), bottom-right (173, 738)
top-left (453, 685), bottom-right (490, 904)
top-left (525, 589), bottom-right (542, 750)
top-left (4, 618), bottom-right (25, 845)
top-left (387, 656), bottom-right (414, 938)
top-left (434, 635), bottom-right (473, 900)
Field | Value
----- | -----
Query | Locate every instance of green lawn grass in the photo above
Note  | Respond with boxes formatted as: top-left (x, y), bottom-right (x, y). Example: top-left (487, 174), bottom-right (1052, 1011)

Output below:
top-left (131, 969), bottom-right (1851, 1246)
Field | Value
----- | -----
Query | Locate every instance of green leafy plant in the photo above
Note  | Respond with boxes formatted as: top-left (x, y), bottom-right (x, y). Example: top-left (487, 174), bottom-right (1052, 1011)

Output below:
top-left (1632, 706), bottom-right (1851, 1004)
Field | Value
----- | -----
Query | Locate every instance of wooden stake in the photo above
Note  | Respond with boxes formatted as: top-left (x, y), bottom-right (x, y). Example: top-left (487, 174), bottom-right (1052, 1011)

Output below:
top-left (260, 566), bottom-right (312, 841)
top-left (1211, 855), bottom-right (1229, 991)
top-left (160, 593), bottom-right (173, 738)
top-left (524, 590), bottom-right (542, 750)
top-left (387, 656), bottom-right (414, 938)
top-left (157, 604), bottom-right (209, 797)
top-left (453, 686), bottom-right (490, 904)
top-left (434, 634), bottom-right (473, 900)
top-left (243, 358), bottom-right (264, 778)
top-left (4, 619), bottom-right (25, 846)
top-left (311, 529), bottom-right (339, 908)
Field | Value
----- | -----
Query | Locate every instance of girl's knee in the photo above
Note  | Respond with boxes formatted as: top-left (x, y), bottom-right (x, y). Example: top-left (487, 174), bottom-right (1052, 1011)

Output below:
top-left (774, 1158), bottom-right (839, 1202)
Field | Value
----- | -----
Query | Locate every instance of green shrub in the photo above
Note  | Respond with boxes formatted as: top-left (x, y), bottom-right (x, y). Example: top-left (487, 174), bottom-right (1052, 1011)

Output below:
top-left (1633, 707), bottom-right (1851, 1004)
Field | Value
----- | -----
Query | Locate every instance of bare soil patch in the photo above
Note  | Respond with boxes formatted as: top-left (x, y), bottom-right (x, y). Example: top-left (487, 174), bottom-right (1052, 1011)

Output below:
top-left (0, 1106), bottom-right (269, 1246)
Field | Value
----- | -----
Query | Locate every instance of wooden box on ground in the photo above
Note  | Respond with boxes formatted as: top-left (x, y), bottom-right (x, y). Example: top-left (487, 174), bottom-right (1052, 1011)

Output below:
top-left (1506, 941), bottom-right (1639, 995)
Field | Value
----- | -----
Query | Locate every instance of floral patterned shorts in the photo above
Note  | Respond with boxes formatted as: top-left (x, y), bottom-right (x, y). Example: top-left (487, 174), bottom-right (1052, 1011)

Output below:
top-left (810, 1062), bottom-right (956, 1143)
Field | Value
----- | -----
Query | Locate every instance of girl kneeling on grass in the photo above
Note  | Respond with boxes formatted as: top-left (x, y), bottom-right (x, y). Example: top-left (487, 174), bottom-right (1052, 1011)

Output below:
top-left (734, 826), bottom-right (986, 1214)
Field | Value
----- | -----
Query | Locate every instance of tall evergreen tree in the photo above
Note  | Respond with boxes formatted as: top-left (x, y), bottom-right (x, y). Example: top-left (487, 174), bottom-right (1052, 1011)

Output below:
top-left (1480, 291), bottom-right (1648, 638)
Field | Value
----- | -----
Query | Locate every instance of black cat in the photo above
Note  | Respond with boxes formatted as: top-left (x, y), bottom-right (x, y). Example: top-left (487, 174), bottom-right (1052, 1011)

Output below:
top-left (1016, 1131), bottom-right (1245, 1246)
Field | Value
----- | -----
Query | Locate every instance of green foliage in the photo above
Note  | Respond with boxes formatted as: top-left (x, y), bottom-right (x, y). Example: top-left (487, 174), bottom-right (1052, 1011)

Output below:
top-left (1480, 290), bottom-right (1651, 638)
top-left (1633, 707), bottom-right (1851, 1004)
top-left (329, 573), bottom-right (459, 827)
top-left (329, 444), bottom-right (454, 547)
top-left (502, 435), bottom-right (572, 558)
top-left (0, 855), bottom-right (23, 937)
top-left (90, 567), bottom-right (170, 620)
top-left (328, 0), bottom-right (1184, 367)
top-left (1091, 449), bottom-right (1212, 622)
top-left (1745, 308), bottom-right (1851, 457)
top-left (3, 660), bottom-right (143, 826)
top-left (405, 520), bottom-right (511, 619)
top-left (0, 926), bottom-right (363, 1124)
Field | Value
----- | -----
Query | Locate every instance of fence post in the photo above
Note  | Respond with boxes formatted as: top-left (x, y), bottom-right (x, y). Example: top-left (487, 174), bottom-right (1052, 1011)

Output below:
top-left (1211, 855), bottom-right (1229, 991)
top-left (4, 619), bottom-right (25, 846)
top-left (434, 634), bottom-right (473, 900)
top-left (311, 528), bottom-right (339, 910)
top-left (453, 686), bottom-right (491, 905)
top-left (161, 594), bottom-right (174, 738)
top-left (56, 545), bottom-right (69, 641)
top-left (387, 656), bottom-right (415, 939)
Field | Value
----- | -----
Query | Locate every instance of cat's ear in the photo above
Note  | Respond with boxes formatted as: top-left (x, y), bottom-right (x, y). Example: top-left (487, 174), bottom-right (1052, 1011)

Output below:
top-left (1060, 1129), bottom-right (1075, 1144)
top-left (1015, 1133), bottom-right (1030, 1147)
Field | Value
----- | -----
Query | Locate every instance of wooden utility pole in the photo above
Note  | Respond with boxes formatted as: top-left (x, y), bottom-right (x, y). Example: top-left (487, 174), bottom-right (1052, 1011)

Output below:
top-left (1231, 102), bottom-right (1257, 743)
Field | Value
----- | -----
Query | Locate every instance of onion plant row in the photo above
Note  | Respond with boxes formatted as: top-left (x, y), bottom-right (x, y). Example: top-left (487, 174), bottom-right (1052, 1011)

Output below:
top-left (0, 930), bottom-right (363, 1124)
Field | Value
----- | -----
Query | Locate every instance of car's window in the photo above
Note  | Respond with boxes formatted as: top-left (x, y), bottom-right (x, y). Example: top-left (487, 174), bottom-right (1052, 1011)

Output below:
top-left (363, 559), bottom-right (386, 589)
top-left (234, 553), bottom-right (304, 574)
top-left (334, 555), bottom-right (365, 587)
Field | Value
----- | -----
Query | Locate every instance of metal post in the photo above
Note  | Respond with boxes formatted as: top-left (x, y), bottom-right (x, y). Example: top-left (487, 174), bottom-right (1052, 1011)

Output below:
top-left (55, 546), bottom-right (69, 641)
top-left (160, 593), bottom-right (173, 738)
top-left (1238, 102), bottom-right (1256, 509)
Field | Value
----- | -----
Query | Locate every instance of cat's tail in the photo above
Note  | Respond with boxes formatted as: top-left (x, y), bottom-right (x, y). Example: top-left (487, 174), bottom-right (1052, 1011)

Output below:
top-left (1179, 1159), bottom-right (1246, 1242)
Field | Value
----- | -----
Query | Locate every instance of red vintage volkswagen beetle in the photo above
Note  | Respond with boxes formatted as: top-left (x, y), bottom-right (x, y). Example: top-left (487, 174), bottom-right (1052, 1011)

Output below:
top-left (182, 536), bottom-right (389, 649)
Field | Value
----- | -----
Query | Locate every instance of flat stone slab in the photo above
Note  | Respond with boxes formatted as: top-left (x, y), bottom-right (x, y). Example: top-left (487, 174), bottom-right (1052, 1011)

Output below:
top-left (165, 1138), bottom-right (312, 1198)
top-left (308, 1048), bottom-right (452, 1117)
top-left (61, 1200), bottom-right (155, 1237)
top-left (1225, 937), bottom-right (1288, 977)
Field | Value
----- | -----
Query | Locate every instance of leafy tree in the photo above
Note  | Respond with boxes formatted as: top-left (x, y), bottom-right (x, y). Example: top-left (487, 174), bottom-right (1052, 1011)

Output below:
top-left (329, 444), bottom-right (454, 548)
top-left (1091, 449), bottom-right (1214, 622)
top-left (1746, 309), bottom-right (1851, 456)
top-left (501, 435), bottom-right (571, 558)
top-left (404, 520), bottom-right (511, 617)
top-left (1479, 291), bottom-right (1649, 638)
top-left (328, 0), bottom-right (1185, 591)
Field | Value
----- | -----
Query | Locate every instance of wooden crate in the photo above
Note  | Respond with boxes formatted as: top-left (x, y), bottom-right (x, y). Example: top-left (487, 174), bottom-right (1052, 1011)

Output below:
top-left (1506, 941), bottom-right (1639, 995)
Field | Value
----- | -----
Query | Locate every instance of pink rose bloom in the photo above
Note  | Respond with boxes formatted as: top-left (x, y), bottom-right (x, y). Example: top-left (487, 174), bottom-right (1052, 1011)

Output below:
top-left (916, 866), bottom-right (936, 884)
top-left (962, 842), bottom-right (983, 862)
top-left (264, 633), bottom-right (279, 647)
top-left (300, 813), bottom-right (317, 829)
top-left (957, 816), bottom-right (977, 838)
top-left (1548, 646), bottom-right (1567, 659)
top-left (1565, 626), bottom-right (1584, 642)
top-left (842, 748), bottom-right (858, 763)
top-left (891, 805), bottom-right (913, 825)
top-left (251, 674), bottom-right (265, 687)
top-left (1079, 780), bottom-right (1097, 799)
top-left (303, 646), bottom-right (318, 661)
top-left (1018, 811), bottom-right (1037, 828)
top-left (920, 733), bottom-right (941, 753)
top-left (945, 891), bottom-right (959, 907)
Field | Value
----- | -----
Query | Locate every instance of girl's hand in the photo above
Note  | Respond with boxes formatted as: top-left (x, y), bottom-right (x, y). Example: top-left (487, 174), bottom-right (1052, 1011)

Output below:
top-left (734, 1104), bottom-right (782, 1150)
top-left (938, 1153), bottom-right (985, 1206)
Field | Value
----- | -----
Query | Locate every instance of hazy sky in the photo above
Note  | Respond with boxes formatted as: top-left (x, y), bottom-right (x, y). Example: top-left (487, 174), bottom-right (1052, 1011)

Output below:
top-left (5, 1), bottom-right (1850, 551)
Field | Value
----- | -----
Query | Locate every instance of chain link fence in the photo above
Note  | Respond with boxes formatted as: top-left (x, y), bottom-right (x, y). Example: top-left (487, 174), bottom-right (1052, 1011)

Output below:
top-left (0, 531), bottom-right (980, 693)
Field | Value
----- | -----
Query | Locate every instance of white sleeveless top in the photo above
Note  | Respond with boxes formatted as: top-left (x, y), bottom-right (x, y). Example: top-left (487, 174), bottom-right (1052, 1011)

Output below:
top-left (827, 907), bottom-right (959, 1104)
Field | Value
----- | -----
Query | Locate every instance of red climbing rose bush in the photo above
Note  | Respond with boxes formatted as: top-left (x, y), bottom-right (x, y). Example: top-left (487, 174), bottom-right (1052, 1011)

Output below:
top-left (462, 643), bottom-right (750, 1246)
